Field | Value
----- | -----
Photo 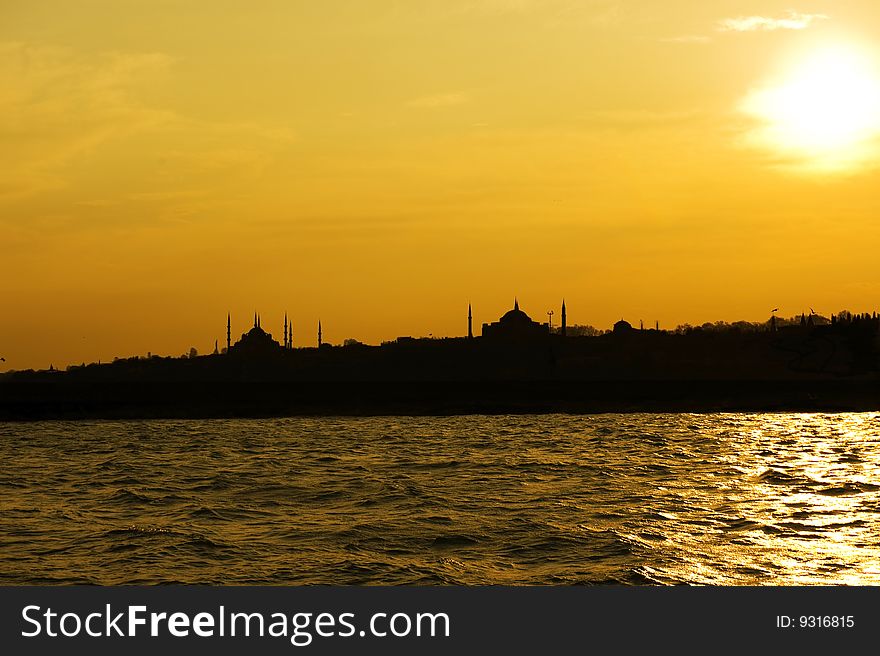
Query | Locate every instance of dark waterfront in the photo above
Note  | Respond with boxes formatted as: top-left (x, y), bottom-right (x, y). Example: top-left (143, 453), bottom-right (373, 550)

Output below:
top-left (2, 414), bottom-right (878, 585)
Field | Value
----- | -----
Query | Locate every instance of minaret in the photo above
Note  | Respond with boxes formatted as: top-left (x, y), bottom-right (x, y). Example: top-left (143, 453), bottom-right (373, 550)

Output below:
top-left (318, 320), bottom-right (322, 347)
top-left (227, 313), bottom-right (231, 352)
top-left (289, 321), bottom-right (293, 349)
top-left (561, 299), bottom-right (567, 337)
top-left (468, 304), bottom-right (473, 339)
top-left (213, 339), bottom-right (219, 355)
top-left (254, 312), bottom-right (258, 328)
top-left (284, 313), bottom-right (288, 348)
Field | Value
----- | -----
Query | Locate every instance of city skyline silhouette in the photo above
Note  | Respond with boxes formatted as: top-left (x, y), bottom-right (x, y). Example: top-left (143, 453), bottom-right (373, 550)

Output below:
top-left (4, 3), bottom-right (880, 375)
top-left (2, 294), bottom-right (875, 372)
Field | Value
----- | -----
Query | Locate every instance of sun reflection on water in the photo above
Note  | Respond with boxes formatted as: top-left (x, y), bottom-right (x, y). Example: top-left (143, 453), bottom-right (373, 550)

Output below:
top-left (654, 413), bottom-right (880, 585)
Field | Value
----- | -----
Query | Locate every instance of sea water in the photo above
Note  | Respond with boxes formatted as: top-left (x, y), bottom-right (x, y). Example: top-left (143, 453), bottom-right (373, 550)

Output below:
top-left (1, 413), bottom-right (878, 585)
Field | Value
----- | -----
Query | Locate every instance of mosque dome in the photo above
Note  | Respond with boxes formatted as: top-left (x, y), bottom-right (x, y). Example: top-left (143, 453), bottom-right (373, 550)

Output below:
top-left (228, 314), bottom-right (282, 356)
top-left (500, 307), bottom-right (532, 323)
top-left (481, 299), bottom-right (550, 340)
top-left (499, 299), bottom-right (533, 324)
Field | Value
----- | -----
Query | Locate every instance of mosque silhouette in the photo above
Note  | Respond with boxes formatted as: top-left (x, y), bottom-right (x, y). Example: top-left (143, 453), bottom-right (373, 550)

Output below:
top-left (226, 299), bottom-right (566, 355)
top-left (2, 298), bottom-right (879, 419)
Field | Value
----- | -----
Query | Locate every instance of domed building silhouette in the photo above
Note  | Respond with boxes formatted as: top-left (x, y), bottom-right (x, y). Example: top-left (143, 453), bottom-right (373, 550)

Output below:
top-left (613, 319), bottom-right (634, 334)
top-left (481, 299), bottom-right (550, 339)
top-left (228, 313), bottom-right (283, 356)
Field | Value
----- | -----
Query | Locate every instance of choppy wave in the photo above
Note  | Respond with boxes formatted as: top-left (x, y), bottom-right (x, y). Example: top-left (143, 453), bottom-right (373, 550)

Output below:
top-left (1, 413), bottom-right (879, 585)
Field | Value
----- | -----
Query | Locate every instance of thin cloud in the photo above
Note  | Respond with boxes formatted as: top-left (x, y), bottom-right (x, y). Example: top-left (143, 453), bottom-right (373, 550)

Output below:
top-left (661, 35), bottom-right (712, 44)
top-left (0, 42), bottom-right (176, 200)
top-left (406, 92), bottom-right (468, 109)
top-left (718, 11), bottom-right (828, 32)
top-left (583, 108), bottom-right (704, 130)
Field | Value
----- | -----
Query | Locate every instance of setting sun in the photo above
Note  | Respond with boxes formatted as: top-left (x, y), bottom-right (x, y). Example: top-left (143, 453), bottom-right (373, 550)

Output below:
top-left (743, 46), bottom-right (880, 166)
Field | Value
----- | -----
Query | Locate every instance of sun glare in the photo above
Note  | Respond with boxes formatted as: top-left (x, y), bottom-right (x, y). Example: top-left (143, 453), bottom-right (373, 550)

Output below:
top-left (742, 46), bottom-right (880, 169)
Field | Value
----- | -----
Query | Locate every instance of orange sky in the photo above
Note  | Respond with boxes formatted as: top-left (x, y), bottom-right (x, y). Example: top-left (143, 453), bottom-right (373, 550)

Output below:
top-left (3, 1), bottom-right (880, 370)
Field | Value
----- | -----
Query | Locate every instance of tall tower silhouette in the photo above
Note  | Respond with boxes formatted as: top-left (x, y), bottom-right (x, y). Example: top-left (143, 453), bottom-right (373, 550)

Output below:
top-left (468, 304), bottom-right (473, 339)
top-left (226, 313), bottom-right (231, 352)
top-left (318, 320), bottom-right (322, 347)
top-left (561, 299), bottom-right (567, 337)
top-left (284, 313), bottom-right (288, 348)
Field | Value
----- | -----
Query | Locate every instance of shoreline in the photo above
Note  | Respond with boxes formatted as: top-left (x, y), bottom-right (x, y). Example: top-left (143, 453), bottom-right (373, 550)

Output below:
top-left (2, 379), bottom-right (878, 421)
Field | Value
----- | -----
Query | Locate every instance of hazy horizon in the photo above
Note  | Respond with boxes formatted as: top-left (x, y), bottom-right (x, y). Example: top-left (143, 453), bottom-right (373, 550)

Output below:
top-left (4, 1), bottom-right (880, 371)
top-left (4, 303), bottom-right (870, 373)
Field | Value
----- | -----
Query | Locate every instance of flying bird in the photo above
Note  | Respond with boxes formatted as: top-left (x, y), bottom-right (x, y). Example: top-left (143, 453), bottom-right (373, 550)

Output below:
top-left (771, 308), bottom-right (779, 313)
